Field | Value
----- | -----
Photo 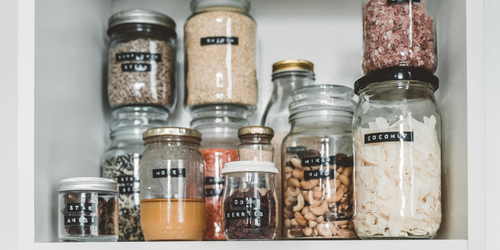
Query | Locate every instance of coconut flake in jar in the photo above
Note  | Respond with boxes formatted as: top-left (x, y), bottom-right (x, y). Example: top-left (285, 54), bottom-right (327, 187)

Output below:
top-left (353, 115), bottom-right (441, 238)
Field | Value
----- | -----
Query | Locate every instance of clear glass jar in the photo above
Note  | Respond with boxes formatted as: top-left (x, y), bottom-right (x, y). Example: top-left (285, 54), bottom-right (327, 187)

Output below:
top-left (353, 68), bottom-right (442, 239)
top-left (101, 106), bottom-right (169, 241)
top-left (362, 0), bottom-right (437, 74)
top-left (282, 85), bottom-right (357, 239)
top-left (190, 104), bottom-right (249, 240)
top-left (184, 0), bottom-right (257, 111)
top-left (139, 127), bottom-right (205, 241)
top-left (58, 177), bottom-right (119, 242)
top-left (107, 9), bottom-right (177, 111)
top-left (238, 126), bottom-right (274, 162)
top-left (221, 161), bottom-right (279, 240)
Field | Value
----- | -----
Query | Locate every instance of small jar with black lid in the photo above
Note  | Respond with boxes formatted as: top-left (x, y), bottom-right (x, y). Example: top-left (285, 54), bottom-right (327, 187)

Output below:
top-left (107, 9), bottom-right (177, 111)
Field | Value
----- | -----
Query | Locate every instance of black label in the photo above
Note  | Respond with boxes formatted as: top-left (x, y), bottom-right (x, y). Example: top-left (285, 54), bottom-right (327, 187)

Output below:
top-left (302, 156), bottom-right (335, 167)
top-left (64, 216), bottom-right (98, 226)
top-left (387, 0), bottom-right (420, 4)
top-left (205, 188), bottom-right (224, 197)
top-left (201, 36), bottom-right (239, 46)
top-left (304, 170), bottom-right (335, 180)
top-left (232, 197), bottom-right (260, 208)
top-left (116, 52), bottom-right (161, 62)
top-left (121, 63), bottom-right (151, 72)
top-left (117, 175), bottom-right (135, 184)
top-left (119, 186), bottom-right (139, 195)
top-left (225, 210), bottom-right (266, 220)
top-left (152, 168), bottom-right (186, 178)
top-left (286, 146), bottom-right (307, 154)
top-left (364, 132), bottom-right (414, 144)
top-left (205, 177), bottom-right (225, 185)
top-left (65, 203), bottom-right (96, 213)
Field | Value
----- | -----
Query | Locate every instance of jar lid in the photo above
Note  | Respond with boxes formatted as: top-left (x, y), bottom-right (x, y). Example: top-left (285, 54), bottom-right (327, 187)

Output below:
top-left (59, 177), bottom-right (118, 193)
top-left (238, 126), bottom-right (274, 137)
top-left (108, 9), bottom-right (176, 36)
top-left (222, 161), bottom-right (279, 174)
top-left (191, 0), bottom-right (251, 12)
top-left (143, 127), bottom-right (202, 139)
top-left (273, 59), bottom-right (314, 73)
top-left (354, 67), bottom-right (439, 95)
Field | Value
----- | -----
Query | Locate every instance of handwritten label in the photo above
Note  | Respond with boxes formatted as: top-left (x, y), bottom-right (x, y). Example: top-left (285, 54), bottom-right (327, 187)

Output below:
top-left (64, 216), bottom-right (97, 226)
top-left (116, 52), bottom-right (161, 62)
top-left (152, 168), bottom-right (186, 178)
top-left (364, 132), bottom-right (414, 144)
top-left (201, 36), bottom-right (239, 46)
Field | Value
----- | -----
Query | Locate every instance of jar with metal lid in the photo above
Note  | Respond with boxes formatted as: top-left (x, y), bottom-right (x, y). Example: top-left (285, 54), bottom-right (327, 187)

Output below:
top-left (107, 9), bottom-right (177, 111)
top-left (261, 59), bottom-right (315, 181)
top-left (221, 161), bottom-right (279, 240)
top-left (238, 126), bottom-right (274, 162)
top-left (282, 85), bottom-right (357, 239)
top-left (353, 68), bottom-right (442, 239)
top-left (139, 127), bottom-right (205, 241)
top-left (190, 104), bottom-right (249, 240)
top-left (58, 177), bottom-right (119, 242)
top-left (101, 106), bottom-right (169, 241)
top-left (362, 0), bottom-right (437, 74)
top-left (184, 0), bottom-right (257, 111)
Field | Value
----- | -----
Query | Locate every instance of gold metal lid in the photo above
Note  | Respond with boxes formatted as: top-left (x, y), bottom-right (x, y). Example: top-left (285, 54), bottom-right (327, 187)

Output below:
top-left (143, 127), bottom-right (202, 139)
top-left (272, 59), bottom-right (314, 73)
top-left (238, 126), bottom-right (275, 137)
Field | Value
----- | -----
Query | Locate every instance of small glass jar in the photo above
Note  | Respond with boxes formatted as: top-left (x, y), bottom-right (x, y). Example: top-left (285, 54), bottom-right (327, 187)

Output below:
top-left (107, 9), bottom-right (177, 111)
top-left (101, 106), bottom-right (169, 241)
top-left (362, 0), bottom-right (437, 74)
top-left (139, 127), bottom-right (205, 241)
top-left (238, 126), bottom-right (274, 162)
top-left (58, 177), bottom-right (119, 242)
top-left (353, 68), bottom-right (442, 239)
top-left (221, 161), bottom-right (279, 240)
top-left (184, 0), bottom-right (257, 111)
top-left (282, 85), bottom-right (357, 239)
top-left (190, 104), bottom-right (249, 240)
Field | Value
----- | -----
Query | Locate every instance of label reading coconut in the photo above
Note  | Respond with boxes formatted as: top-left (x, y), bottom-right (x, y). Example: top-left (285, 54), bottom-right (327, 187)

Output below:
top-left (64, 216), bottom-right (98, 226)
top-left (364, 132), bottom-right (414, 144)
top-left (225, 210), bottom-right (267, 220)
top-left (121, 63), bottom-right (152, 72)
top-left (303, 170), bottom-right (335, 180)
top-left (205, 188), bottom-right (224, 197)
top-left (152, 168), bottom-right (186, 178)
top-left (201, 36), bottom-right (239, 46)
top-left (65, 203), bottom-right (96, 213)
top-left (205, 177), bottom-right (225, 185)
top-left (301, 156), bottom-right (335, 167)
top-left (387, 0), bottom-right (420, 4)
top-left (286, 146), bottom-right (307, 154)
top-left (116, 52), bottom-right (162, 62)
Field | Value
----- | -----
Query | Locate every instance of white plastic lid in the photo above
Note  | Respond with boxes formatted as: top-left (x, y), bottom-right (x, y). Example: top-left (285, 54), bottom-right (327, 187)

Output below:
top-left (222, 161), bottom-right (278, 174)
top-left (59, 177), bottom-right (118, 193)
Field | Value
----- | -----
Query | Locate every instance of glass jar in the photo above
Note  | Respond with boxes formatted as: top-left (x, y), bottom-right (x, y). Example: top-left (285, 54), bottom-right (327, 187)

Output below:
top-left (107, 9), bottom-right (177, 111)
top-left (238, 126), bottom-right (274, 162)
top-left (139, 127), bottom-right (205, 241)
top-left (184, 0), bottom-right (257, 111)
top-left (353, 68), bottom-right (442, 239)
top-left (221, 161), bottom-right (279, 240)
top-left (58, 177), bottom-right (119, 242)
top-left (362, 0), bottom-right (437, 74)
top-left (282, 85), bottom-right (357, 239)
top-left (190, 104), bottom-right (249, 240)
top-left (101, 106), bottom-right (169, 241)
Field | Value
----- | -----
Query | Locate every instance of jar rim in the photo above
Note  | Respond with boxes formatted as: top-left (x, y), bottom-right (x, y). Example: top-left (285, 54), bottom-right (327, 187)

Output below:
top-left (190, 0), bottom-right (251, 12)
top-left (107, 9), bottom-right (176, 36)
top-left (143, 127), bottom-right (202, 139)
top-left (238, 126), bottom-right (274, 137)
top-left (59, 177), bottom-right (118, 193)
top-left (222, 161), bottom-right (278, 174)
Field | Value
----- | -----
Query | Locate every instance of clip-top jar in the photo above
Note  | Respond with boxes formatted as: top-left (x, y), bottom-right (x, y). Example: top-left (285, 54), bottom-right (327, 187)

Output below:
top-left (107, 9), bottom-right (177, 111)
top-left (139, 127), bottom-right (205, 241)
top-left (353, 68), bottom-right (442, 239)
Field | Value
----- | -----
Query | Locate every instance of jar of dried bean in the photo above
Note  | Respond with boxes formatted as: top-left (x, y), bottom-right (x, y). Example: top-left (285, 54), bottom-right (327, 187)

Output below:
top-left (238, 126), bottom-right (274, 162)
top-left (184, 0), bottom-right (257, 111)
top-left (101, 106), bottom-right (169, 241)
top-left (58, 177), bottom-right (119, 242)
top-left (107, 9), bottom-right (177, 111)
top-left (353, 68), bottom-right (442, 239)
top-left (221, 161), bottom-right (279, 240)
top-left (362, 0), bottom-right (437, 74)
top-left (282, 85), bottom-right (357, 239)
top-left (190, 104), bottom-right (249, 240)
top-left (140, 127), bottom-right (205, 241)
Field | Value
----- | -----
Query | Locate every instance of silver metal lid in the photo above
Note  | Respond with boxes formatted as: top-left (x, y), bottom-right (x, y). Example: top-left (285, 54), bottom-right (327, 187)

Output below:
top-left (59, 177), bottom-right (118, 193)
top-left (108, 9), bottom-right (176, 33)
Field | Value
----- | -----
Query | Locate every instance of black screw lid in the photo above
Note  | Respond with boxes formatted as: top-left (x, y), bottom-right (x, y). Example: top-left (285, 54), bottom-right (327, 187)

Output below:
top-left (354, 67), bottom-right (439, 95)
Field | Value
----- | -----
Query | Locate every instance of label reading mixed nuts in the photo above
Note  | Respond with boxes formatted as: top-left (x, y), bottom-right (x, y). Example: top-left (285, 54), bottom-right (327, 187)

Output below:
top-left (115, 52), bottom-right (162, 62)
top-left (304, 170), bottom-right (336, 180)
top-left (364, 132), bottom-right (414, 144)
top-left (64, 216), bottom-right (98, 226)
top-left (121, 63), bottom-right (152, 72)
top-left (387, 0), bottom-right (420, 4)
top-left (302, 156), bottom-right (335, 167)
top-left (201, 36), bottom-right (239, 46)
top-left (152, 168), bottom-right (186, 178)
top-left (65, 203), bottom-right (96, 213)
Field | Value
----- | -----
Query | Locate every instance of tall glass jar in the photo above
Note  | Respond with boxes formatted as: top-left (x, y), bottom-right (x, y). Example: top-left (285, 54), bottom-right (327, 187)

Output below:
top-left (107, 9), bottom-right (177, 111)
top-left (238, 126), bottom-right (274, 162)
top-left (282, 85), bottom-right (357, 239)
top-left (139, 127), bottom-right (205, 241)
top-left (362, 0), bottom-right (437, 74)
top-left (184, 0), bottom-right (257, 111)
top-left (190, 104), bottom-right (249, 240)
top-left (101, 106), bottom-right (169, 241)
top-left (353, 68), bottom-right (442, 239)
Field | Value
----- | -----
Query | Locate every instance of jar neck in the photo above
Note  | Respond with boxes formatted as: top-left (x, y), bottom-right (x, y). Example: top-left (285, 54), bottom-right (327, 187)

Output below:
top-left (289, 114), bottom-right (353, 134)
top-left (144, 136), bottom-right (201, 149)
top-left (108, 23), bottom-right (177, 41)
top-left (110, 129), bottom-right (144, 148)
top-left (272, 70), bottom-right (315, 91)
top-left (239, 134), bottom-right (273, 144)
top-left (191, 0), bottom-right (250, 13)
top-left (358, 81), bottom-right (436, 101)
